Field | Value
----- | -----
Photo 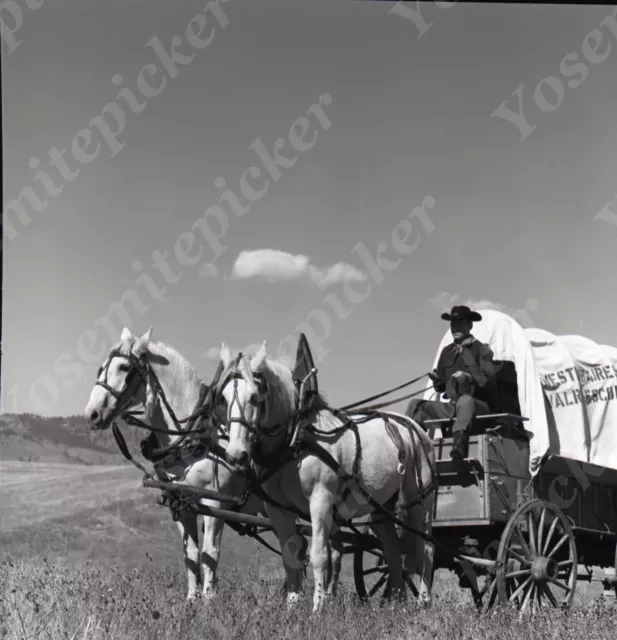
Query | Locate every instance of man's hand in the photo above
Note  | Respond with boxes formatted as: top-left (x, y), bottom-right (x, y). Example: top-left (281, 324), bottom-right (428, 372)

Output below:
top-left (428, 369), bottom-right (441, 383)
top-left (449, 370), bottom-right (476, 399)
top-left (452, 371), bottom-right (472, 381)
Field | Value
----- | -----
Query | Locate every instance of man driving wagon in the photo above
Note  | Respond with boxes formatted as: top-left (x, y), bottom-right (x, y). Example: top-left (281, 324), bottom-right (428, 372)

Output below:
top-left (406, 305), bottom-right (497, 460)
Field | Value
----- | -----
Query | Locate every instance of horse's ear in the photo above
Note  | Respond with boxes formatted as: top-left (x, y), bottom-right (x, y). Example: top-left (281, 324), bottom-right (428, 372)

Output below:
top-left (252, 341), bottom-right (268, 372)
top-left (220, 343), bottom-right (232, 369)
top-left (120, 327), bottom-right (132, 341)
top-left (133, 327), bottom-right (153, 356)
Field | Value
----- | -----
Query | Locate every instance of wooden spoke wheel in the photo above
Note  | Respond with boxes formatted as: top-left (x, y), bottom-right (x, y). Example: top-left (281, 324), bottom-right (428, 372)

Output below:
top-left (465, 542), bottom-right (500, 610)
top-left (496, 499), bottom-right (577, 614)
top-left (603, 543), bottom-right (617, 597)
top-left (353, 547), bottom-right (421, 602)
top-left (467, 571), bottom-right (500, 611)
top-left (614, 543), bottom-right (617, 596)
top-left (613, 544), bottom-right (617, 596)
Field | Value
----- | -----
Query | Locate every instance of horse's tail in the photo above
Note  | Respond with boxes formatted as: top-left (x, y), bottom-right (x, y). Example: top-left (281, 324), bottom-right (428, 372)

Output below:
top-left (384, 411), bottom-right (436, 465)
top-left (382, 411), bottom-right (437, 504)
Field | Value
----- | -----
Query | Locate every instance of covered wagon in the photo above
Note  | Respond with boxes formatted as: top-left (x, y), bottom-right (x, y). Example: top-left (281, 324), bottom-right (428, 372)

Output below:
top-left (414, 309), bottom-right (617, 610)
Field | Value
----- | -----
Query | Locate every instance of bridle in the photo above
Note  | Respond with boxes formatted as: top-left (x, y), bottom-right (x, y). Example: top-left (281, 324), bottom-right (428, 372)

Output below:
top-left (94, 342), bottom-right (227, 470)
top-left (94, 345), bottom-right (150, 426)
top-left (220, 354), bottom-right (286, 441)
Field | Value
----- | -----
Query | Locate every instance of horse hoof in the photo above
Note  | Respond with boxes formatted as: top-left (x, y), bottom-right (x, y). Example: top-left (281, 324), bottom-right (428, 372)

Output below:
top-left (286, 593), bottom-right (300, 608)
top-left (418, 595), bottom-right (431, 609)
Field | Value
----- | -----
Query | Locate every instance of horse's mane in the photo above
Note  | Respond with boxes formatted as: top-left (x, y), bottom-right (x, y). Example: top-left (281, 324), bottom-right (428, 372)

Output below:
top-left (114, 337), bottom-right (205, 387)
top-left (249, 355), bottom-right (342, 431)
top-left (151, 341), bottom-right (204, 384)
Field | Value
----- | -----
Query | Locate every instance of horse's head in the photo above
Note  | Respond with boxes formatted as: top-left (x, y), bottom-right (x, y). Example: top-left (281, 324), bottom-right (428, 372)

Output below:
top-left (218, 341), bottom-right (296, 470)
top-left (84, 327), bottom-right (154, 430)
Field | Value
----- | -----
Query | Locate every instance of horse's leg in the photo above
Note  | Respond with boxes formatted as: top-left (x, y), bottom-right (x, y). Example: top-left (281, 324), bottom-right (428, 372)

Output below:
top-left (266, 504), bottom-right (305, 606)
top-left (247, 496), bottom-right (289, 592)
top-left (180, 457), bottom-right (234, 601)
top-left (400, 463), bottom-right (436, 606)
top-left (200, 506), bottom-right (225, 600)
top-left (400, 500), bottom-right (435, 606)
top-left (308, 490), bottom-right (338, 612)
top-left (326, 530), bottom-right (343, 597)
top-left (175, 511), bottom-right (201, 600)
top-left (370, 516), bottom-right (405, 602)
top-left (419, 492), bottom-right (436, 604)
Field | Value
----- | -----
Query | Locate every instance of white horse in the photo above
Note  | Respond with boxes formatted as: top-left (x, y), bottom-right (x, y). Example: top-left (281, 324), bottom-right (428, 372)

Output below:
top-left (83, 327), bottom-right (279, 601)
top-left (217, 342), bottom-right (437, 612)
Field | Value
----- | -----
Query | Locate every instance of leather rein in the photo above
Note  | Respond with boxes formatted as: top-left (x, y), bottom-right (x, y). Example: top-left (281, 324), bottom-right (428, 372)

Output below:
top-left (218, 358), bottom-right (439, 527)
top-left (96, 346), bottom-right (226, 477)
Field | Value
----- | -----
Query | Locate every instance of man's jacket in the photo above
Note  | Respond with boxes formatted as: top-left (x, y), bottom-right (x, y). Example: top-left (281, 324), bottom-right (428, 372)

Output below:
top-left (433, 337), bottom-right (497, 407)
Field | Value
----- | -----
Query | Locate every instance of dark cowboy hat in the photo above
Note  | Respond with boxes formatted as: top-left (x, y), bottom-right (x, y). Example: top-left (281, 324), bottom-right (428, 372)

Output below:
top-left (440, 305), bottom-right (482, 322)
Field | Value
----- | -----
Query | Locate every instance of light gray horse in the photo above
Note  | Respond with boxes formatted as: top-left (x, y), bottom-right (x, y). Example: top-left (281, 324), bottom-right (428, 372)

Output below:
top-left (217, 342), bottom-right (436, 612)
top-left (83, 327), bottom-right (279, 601)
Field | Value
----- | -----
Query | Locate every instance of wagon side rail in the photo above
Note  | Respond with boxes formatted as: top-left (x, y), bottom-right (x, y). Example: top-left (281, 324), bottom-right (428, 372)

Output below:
top-left (423, 412), bottom-right (529, 440)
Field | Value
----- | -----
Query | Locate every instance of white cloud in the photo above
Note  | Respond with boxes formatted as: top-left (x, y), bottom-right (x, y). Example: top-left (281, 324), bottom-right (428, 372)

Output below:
top-left (429, 291), bottom-right (460, 309)
top-left (202, 343), bottom-right (264, 361)
top-left (198, 263), bottom-right (219, 279)
top-left (203, 347), bottom-right (221, 360)
top-left (463, 298), bottom-right (539, 328)
top-left (314, 261), bottom-right (367, 289)
top-left (430, 292), bottom-right (509, 315)
top-left (463, 298), bottom-right (509, 313)
top-left (429, 292), bottom-right (539, 328)
top-left (231, 249), bottom-right (367, 289)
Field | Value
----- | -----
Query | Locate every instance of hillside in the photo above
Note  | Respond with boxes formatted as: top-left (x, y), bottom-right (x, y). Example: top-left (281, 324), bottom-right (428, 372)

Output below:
top-left (0, 413), bottom-right (279, 577)
top-left (0, 413), bottom-right (282, 582)
top-left (0, 413), bottom-right (151, 465)
top-left (0, 460), bottom-right (274, 576)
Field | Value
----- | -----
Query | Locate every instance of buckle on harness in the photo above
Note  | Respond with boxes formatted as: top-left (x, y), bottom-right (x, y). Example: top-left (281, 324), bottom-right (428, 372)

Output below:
top-left (290, 368), bottom-right (318, 449)
top-left (397, 451), bottom-right (406, 475)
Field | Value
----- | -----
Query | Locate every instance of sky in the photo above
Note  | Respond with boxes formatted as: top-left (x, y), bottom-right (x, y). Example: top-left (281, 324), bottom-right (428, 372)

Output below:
top-left (3, 0), bottom-right (617, 417)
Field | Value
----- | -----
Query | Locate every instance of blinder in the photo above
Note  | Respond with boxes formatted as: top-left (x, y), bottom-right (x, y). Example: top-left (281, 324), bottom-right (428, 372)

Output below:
top-left (95, 346), bottom-right (150, 416)
top-left (221, 354), bottom-right (273, 439)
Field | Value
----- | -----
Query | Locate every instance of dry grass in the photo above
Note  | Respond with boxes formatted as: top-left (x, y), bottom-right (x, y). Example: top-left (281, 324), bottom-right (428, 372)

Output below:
top-left (0, 461), bottom-right (269, 570)
top-left (2, 460), bottom-right (616, 639)
top-left (1, 557), bottom-right (616, 640)
top-left (0, 462), bottom-right (136, 534)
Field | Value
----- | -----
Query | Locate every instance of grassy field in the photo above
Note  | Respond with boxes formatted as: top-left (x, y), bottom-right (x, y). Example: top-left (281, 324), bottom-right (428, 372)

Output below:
top-left (3, 557), bottom-right (617, 640)
top-left (0, 461), bottom-right (269, 570)
top-left (1, 458), bottom-right (616, 639)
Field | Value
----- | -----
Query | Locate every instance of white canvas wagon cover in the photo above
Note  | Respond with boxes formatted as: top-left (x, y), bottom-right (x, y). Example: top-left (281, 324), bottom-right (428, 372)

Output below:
top-left (424, 309), bottom-right (617, 475)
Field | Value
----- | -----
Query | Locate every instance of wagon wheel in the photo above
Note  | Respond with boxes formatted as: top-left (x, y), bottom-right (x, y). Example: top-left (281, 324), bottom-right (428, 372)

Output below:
top-left (463, 542), bottom-right (500, 610)
top-left (353, 546), bottom-right (431, 602)
top-left (354, 547), bottom-right (391, 600)
top-left (614, 542), bottom-right (617, 596)
top-left (603, 542), bottom-right (617, 597)
top-left (496, 499), bottom-right (577, 614)
top-left (613, 544), bottom-right (617, 596)
top-left (473, 543), bottom-right (527, 610)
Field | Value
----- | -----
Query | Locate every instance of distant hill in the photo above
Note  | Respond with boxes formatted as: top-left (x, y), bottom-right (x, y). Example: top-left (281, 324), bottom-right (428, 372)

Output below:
top-left (0, 413), bottom-right (150, 465)
top-left (0, 459), bottom-right (280, 577)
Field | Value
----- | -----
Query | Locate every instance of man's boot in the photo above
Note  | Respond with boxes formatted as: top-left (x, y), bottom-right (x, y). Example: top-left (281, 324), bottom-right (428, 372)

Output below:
top-left (450, 431), bottom-right (469, 460)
